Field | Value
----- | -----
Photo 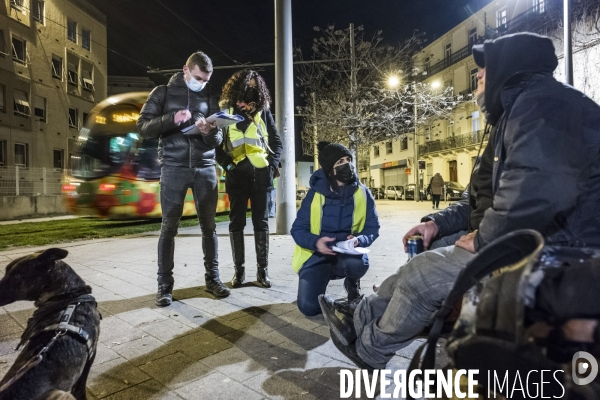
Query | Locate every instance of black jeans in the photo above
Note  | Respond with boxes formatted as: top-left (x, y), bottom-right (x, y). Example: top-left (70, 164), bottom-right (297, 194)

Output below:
top-left (432, 194), bottom-right (441, 208)
top-left (297, 253), bottom-right (369, 316)
top-left (157, 165), bottom-right (218, 285)
top-left (226, 159), bottom-right (271, 233)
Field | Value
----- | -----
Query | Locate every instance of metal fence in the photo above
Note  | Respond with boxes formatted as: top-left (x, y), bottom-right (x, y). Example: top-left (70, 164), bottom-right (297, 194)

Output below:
top-left (419, 130), bottom-right (486, 156)
top-left (0, 166), bottom-right (65, 196)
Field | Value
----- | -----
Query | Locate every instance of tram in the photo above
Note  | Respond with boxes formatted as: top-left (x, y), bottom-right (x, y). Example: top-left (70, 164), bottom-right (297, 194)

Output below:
top-left (62, 92), bottom-right (230, 218)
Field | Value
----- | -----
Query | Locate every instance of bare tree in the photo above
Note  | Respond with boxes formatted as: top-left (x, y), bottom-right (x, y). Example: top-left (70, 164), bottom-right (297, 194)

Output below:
top-left (295, 25), bottom-right (457, 161)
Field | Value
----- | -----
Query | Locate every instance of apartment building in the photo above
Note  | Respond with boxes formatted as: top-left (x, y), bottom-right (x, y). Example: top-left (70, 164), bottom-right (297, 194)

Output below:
top-left (369, 0), bottom-right (599, 191)
top-left (0, 0), bottom-right (106, 171)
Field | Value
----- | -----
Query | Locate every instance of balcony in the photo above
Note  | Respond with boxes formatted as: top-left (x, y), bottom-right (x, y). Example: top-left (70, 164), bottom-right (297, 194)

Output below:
top-left (419, 130), bottom-right (486, 156)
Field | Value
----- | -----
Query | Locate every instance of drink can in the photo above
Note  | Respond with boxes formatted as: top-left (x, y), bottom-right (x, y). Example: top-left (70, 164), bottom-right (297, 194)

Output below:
top-left (407, 235), bottom-right (424, 259)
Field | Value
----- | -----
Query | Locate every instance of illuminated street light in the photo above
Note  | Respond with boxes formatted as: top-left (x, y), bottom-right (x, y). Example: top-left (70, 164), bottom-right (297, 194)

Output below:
top-left (388, 75), bottom-right (400, 88)
top-left (431, 81), bottom-right (441, 89)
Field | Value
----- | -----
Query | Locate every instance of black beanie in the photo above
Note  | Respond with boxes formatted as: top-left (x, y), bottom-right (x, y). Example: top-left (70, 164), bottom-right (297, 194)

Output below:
top-left (318, 141), bottom-right (352, 175)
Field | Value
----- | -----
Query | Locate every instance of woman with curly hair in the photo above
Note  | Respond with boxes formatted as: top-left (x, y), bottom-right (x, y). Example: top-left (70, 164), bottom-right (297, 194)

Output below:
top-left (216, 70), bottom-right (283, 289)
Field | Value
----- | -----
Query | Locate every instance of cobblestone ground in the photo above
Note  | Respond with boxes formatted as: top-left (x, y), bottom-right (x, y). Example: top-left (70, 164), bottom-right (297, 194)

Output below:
top-left (0, 200), bottom-right (454, 399)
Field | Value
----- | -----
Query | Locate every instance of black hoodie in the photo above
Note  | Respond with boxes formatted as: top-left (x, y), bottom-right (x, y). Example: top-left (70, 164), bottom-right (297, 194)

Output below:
top-left (473, 32), bottom-right (600, 250)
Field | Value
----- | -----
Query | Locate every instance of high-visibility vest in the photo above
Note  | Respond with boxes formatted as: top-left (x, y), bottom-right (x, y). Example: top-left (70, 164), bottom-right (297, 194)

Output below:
top-left (225, 108), bottom-right (269, 168)
top-left (291, 185), bottom-right (368, 273)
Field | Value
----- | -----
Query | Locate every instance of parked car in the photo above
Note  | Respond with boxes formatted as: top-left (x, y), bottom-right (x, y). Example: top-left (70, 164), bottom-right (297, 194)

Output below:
top-left (444, 181), bottom-right (466, 201)
top-left (369, 187), bottom-right (384, 200)
top-left (296, 189), bottom-right (308, 200)
top-left (385, 185), bottom-right (405, 200)
top-left (404, 184), bottom-right (427, 201)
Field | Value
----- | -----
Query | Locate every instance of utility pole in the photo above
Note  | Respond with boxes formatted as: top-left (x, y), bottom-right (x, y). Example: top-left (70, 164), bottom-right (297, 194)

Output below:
top-left (349, 23), bottom-right (358, 169)
top-left (564, 0), bottom-right (574, 85)
top-left (413, 82), bottom-right (419, 202)
top-left (311, 92), bottom-right (319, 170)
top-left (274, 0), bottom-right (295, 234)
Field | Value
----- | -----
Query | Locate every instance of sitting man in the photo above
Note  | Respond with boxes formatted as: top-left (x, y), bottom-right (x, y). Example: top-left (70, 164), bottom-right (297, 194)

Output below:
top-left (291, 141), bottom-right (380, 317)
top-left (319, 32), bottom-right (600, 370)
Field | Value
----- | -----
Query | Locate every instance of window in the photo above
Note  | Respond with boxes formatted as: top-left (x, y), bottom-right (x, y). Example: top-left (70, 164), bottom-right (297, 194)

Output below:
top-left (385, 141), bottom-right (393, 154)
top-left (309, 166), bottom-right (314, 174)
top-left (53, 149), bottom-right (64, 169)
top-left (51, 55), bottom-right (62, 78)
top-left (11, 36), bottom-right (26, 64)
top-left (533, 0), bottom-right (545, 13)
top-left (0, 141), bottom-right (5, 166)
top-left (81, 66), bottom-right (94, 91)
top-left (68, 107), bottom-right (78, 128)
top-left (34, 95), bottom-right (46, 122)
top-left (468, 28), bottom-right (477, 46)
top-left (444, 79), bottom-right (453, 95)
top-left (14, 143), bottom-right (28, 167)
top-left (0, 84), bottom-right (5, 113)
top-left (67, 62), bottom-right (78, 85)
top-left (82, 112), bottom-right (89, 124)
top-left (472, 111), bottom-right (480, 135)
top-left (445, 43), bottom-right (452, 59)
top-left (0, 31), bottom-right (6, 57)
top-left (374, 145), bottom-right (380, 157)
top-left (424, 57), bottom-right (431, 71)
top-left (67, 19), bottom-right (77, 43)
top-left (10, 0), bottom-right (23, 11)
top-left (400, 136), bottom-right (408, 151)
top-left (13, 90), bottom-right (30, 117)
top-left (497, 8), bottom-right (507, 30)
top-left (82, 28), bottom-right (91, 50)
top-left (470, 68), bottom-right (479, 91)
top-left (447, 124), bottom-right (454, 138)
top-left (33, 0), bottom-right (45, 23)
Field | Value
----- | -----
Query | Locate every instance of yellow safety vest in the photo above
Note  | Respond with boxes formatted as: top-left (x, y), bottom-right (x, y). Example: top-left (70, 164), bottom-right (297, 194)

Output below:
top-left (225, 107), bottom-right (269, 168)
top-left (291, 186), bottom-right (368, 273)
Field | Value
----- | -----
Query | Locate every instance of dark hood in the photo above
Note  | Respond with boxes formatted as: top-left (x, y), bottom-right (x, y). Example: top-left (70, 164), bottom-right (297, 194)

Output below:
top-left (481, 32), bottom-right (558, 124)
top-left (309, 168), bottom-right (358, 199)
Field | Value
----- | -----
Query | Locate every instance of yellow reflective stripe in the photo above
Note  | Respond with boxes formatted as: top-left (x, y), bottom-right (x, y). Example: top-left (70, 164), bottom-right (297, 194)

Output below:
top-left (292, 187), bottom-right (367, 273)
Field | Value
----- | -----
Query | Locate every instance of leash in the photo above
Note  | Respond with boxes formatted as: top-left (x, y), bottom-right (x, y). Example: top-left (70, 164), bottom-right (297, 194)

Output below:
top-left (0, 302), bottom-right (94, 393)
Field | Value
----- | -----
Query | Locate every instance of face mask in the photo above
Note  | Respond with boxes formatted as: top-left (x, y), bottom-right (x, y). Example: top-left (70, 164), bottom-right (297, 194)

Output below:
top-left (185, 71), bottom-right (206, 92)
top-left (334, 163), bottom-right (355, 184)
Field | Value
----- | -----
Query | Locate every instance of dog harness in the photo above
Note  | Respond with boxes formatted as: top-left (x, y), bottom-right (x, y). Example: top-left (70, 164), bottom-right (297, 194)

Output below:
top-left (0, 300), bottom-right (96, 393)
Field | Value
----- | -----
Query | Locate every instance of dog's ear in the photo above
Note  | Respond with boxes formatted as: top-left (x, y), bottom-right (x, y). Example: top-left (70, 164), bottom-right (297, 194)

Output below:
top-left (37, 248), bottom-right (69, 263)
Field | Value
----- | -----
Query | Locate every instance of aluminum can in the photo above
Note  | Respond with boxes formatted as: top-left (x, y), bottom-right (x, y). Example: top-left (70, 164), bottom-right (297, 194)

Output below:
top-left (407, 235), bottom-right (424, 259)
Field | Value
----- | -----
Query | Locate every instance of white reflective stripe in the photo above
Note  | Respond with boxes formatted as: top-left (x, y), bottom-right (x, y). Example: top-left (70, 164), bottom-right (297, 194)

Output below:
top-left (244, 137), bottom-right (262, 146)
top-left (230, 138), bottom-right (245, 147)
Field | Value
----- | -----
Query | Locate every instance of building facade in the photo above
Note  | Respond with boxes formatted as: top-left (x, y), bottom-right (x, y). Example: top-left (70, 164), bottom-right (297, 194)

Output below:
top-left (370, 0), bottom-right (600, 190)
top-left (107, 75), bottom-right (155, 96)
top-left (0, 0), bottom-right (106, 171)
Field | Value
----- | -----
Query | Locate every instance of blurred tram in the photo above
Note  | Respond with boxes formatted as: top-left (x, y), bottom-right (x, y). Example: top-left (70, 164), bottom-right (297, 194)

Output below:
top-left (62, 92), bottom-right (230, 218)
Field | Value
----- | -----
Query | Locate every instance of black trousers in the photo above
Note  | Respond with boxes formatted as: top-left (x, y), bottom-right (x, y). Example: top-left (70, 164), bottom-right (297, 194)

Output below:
top-left (432, 194), bottom-right (441, 208)
top-left (226, 158), bottom-right (271, 233)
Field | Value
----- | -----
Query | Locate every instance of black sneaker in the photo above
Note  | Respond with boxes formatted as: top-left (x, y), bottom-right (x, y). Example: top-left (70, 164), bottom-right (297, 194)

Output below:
top-left (330, 333), bottom-right (375, 372)
top-left (156, 284), bottom-right (173, 307)
top-left (205, 277), bottom-right (231, 298)
top-left (318, 294), bottom-right (357, 346)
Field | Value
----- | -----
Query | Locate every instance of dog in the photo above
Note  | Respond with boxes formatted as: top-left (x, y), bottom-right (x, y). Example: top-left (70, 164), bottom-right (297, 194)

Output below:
top-left (0, 248), bottom-right (101, 400)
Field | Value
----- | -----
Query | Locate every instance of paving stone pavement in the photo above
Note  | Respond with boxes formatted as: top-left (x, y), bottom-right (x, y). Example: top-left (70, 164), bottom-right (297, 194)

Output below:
top-left (0, 200), bottom-right (454, 399)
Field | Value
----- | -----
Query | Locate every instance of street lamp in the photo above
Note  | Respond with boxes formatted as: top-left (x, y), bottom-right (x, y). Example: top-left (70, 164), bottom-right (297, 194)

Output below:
top-left (388, 75), bottom-right (400, 89)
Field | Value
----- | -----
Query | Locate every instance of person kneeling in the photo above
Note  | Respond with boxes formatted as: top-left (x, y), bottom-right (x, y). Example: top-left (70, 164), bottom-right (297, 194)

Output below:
top-left (291, 142), bottom-right (380, 317)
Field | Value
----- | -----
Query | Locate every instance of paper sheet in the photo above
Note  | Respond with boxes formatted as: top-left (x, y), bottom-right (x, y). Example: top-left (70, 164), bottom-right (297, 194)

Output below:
top-left (331, 238), bottom-right (370, 255)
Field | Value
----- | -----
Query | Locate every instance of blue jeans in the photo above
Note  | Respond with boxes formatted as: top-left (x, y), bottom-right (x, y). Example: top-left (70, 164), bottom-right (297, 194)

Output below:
top-left (157, 165), bottom-right (218, 286)
top-left (354, 245), bottom-right (474, 368)
top-left (297, 253), bottom-right (369, 316)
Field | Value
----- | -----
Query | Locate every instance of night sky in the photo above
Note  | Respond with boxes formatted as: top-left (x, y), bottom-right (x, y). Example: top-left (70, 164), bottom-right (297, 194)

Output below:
top-left (91, 0), bottom-right (490, 160)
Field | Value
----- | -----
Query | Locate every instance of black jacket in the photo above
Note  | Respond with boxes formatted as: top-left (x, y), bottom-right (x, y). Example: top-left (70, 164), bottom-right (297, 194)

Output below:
top-left (136, 72), bottom-right (222, 168)
top-left (472, 33), bottom-right (600, 250)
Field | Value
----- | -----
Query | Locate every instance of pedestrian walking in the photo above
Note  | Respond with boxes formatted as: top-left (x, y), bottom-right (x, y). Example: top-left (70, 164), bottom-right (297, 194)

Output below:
top-left (216, 70), bottom-right (283, 289)
top-left (429, 172), bottom-right (444, 209)
top-left (137, 51), bottom-right (230, 306)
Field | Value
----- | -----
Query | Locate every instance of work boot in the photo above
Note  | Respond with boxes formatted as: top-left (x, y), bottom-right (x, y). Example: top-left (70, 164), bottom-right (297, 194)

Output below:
top-left (333, 295), bottom-right (364, 319)
top-left (319, 294), bottom-right (357, 347)
top-left (156, 284), bottom-right (173, 307)
top-left (205, 275), bottom-right (231, 298)
top-left (344, 278), bottom-right (361, 301)
top-left (255, 231), bottom-right (272, 288)
top-left (229, 231), bottom-right (245, 288)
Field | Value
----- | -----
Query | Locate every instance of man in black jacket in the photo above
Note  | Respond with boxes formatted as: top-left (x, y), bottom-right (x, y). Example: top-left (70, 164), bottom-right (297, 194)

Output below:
top-left (320, 32), bottom-right (600, 370)
top-left (137, 51), bottom-right (230, 306)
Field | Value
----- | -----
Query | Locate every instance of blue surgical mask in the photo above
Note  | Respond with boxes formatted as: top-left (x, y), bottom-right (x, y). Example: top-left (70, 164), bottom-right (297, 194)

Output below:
top-left (185, 71), bottom-right (206, 92)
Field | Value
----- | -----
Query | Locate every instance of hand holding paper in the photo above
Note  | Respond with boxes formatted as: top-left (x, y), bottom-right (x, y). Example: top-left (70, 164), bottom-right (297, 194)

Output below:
top-left (332, 238), bottom-right (370, 255)
top-left (206, 111), bottom-right (245, 127)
